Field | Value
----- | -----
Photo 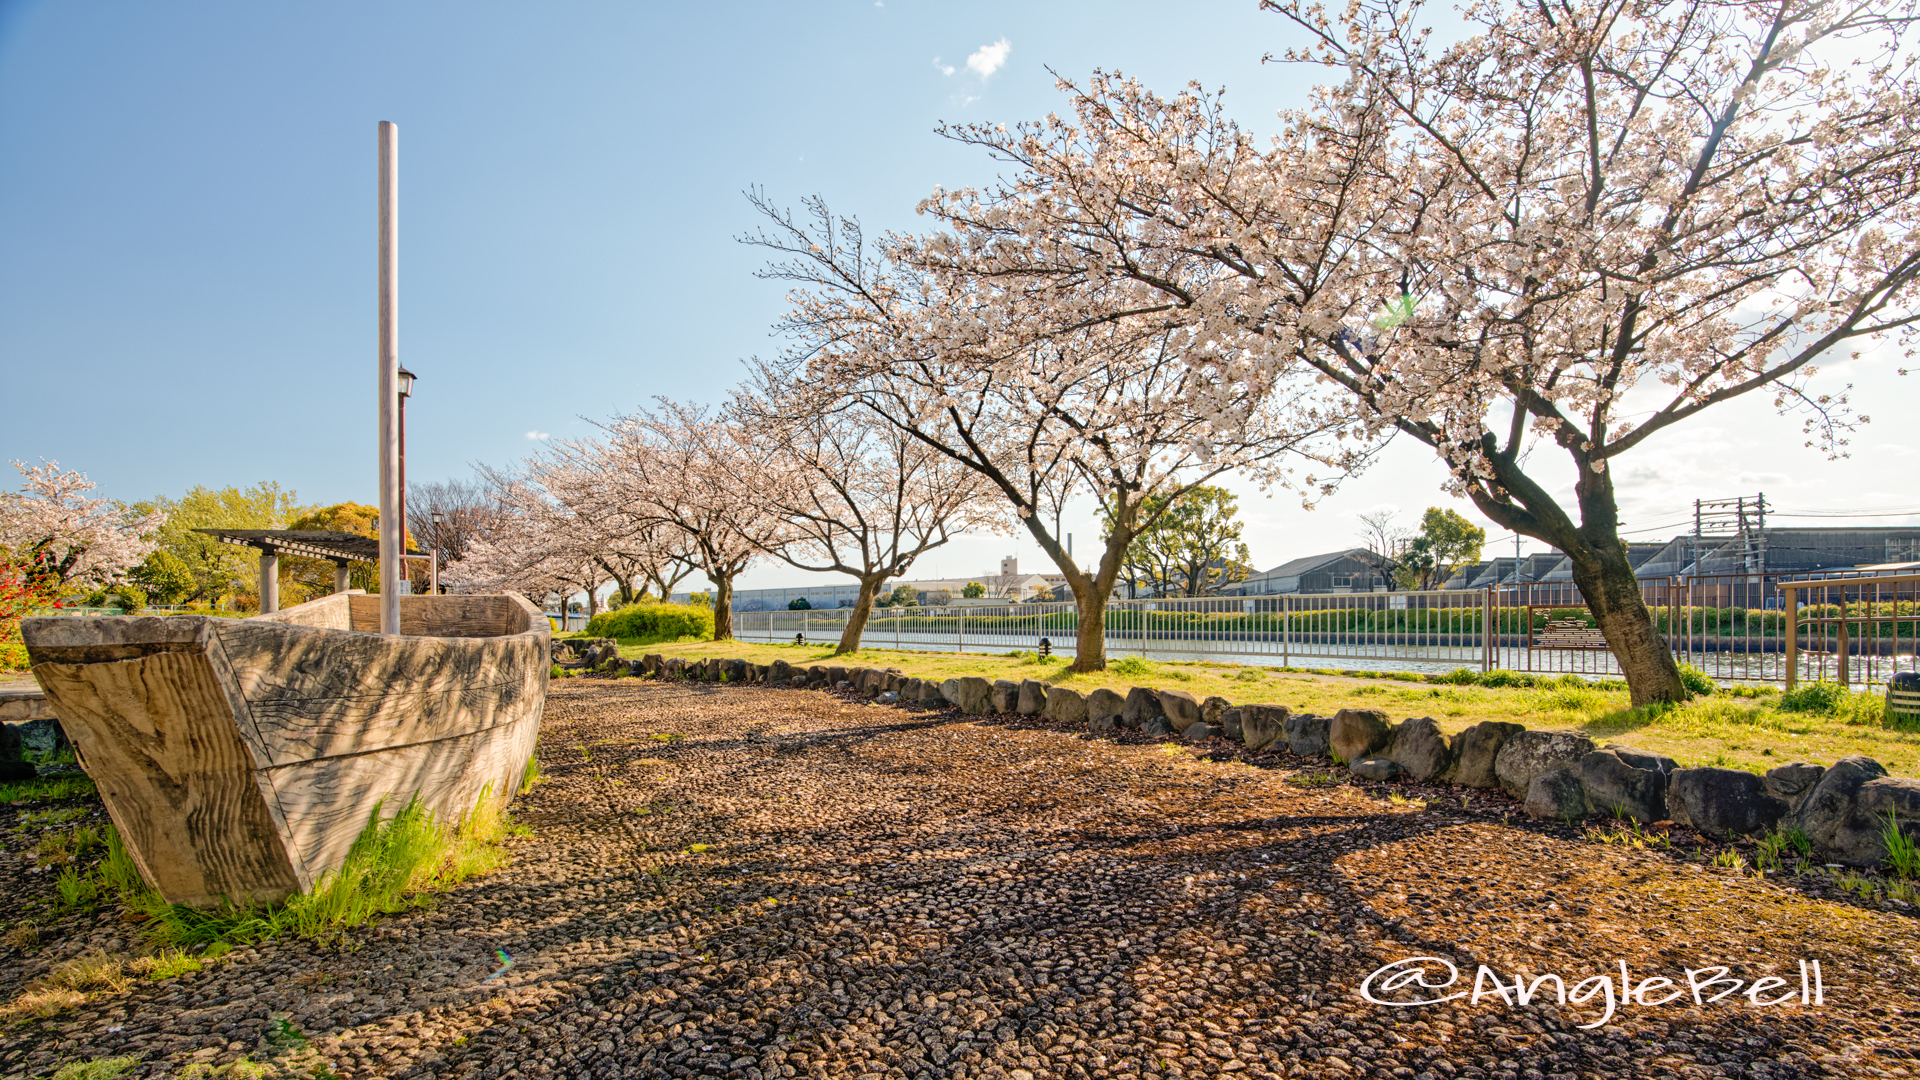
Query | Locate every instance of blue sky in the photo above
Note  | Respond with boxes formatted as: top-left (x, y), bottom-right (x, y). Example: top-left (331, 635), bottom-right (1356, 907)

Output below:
top-left (3, 0), bottom-right (1913, 592)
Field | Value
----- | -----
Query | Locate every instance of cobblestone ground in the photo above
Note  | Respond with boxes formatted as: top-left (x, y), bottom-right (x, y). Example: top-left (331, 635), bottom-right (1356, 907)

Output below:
top-left (5, 680), bottom-right (1919, 1080)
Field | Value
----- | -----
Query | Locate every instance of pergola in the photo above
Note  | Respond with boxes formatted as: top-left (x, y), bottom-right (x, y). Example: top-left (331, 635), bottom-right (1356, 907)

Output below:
top-left (197, 529), bottom-right (429, 614)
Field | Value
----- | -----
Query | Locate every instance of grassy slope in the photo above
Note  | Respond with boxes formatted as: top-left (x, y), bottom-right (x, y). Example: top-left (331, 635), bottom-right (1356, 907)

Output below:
top-left (605, 638), bottom-right (1920, 779)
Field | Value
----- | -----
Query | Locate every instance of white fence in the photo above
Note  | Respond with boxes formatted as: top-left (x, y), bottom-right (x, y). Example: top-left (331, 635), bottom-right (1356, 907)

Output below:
top-left (730, 574), bottom-right (1920, 687)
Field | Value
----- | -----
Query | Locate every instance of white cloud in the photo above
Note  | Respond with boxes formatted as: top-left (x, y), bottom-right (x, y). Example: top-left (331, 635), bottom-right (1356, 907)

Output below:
top-left (525, 430), bottom-right (550, 441)
top-left (966, 38), bottom-right (1011, 78)
top-left (932, 56), bottom-right (955, 76)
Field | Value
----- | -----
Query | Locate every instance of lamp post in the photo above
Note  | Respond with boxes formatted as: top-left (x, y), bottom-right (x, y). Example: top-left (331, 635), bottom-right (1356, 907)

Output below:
top-left (398, 365), bottom-right (417, 597)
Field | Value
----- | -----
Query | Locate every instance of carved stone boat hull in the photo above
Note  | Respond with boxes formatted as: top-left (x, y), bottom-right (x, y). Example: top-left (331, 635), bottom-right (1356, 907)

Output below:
top-left (22, 592), bottom-right (549, 908)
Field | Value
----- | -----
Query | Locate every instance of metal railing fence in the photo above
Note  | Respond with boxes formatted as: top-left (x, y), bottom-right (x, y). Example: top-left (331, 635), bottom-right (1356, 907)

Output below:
top-left (732, 572), bottom-right (1920, 688)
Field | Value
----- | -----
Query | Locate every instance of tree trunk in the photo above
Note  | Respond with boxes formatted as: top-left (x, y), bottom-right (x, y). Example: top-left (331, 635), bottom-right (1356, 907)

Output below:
top-left (1072, 586), bottom-right (1108, 671)
top-left (711, 574), bottom-right (735, 641)
top-left (1470, 441), bottom-right (1688, 706)
top-left (1561, 537), bottom-right (1686, 706)
top-left (835, 575), bottom-right (884, 655)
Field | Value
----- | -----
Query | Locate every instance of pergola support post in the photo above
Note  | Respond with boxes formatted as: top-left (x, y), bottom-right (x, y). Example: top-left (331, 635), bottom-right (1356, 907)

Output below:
top-left (335, 563), bottom-right (352, 595)
top-left (258, 551), bottom-right (280, 614)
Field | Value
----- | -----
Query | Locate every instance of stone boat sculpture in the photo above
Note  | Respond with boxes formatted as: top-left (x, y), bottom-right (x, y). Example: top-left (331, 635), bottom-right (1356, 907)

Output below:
top-left (21, 592), bottom-right (548, 907)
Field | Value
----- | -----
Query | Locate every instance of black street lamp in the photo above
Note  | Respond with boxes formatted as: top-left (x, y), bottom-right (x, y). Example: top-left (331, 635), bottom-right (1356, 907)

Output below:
top-left (398, 366), bottom-right (418, 591)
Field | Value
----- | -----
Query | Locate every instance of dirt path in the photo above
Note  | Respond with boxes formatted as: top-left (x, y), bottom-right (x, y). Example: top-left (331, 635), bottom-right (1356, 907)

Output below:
top-left (4, 681), bottom-right (1918, 1080)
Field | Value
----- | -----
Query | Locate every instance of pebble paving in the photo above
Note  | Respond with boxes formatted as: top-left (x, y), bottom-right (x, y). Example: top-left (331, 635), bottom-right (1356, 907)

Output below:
top-left (4, 679), bottom-right (1919, 1079)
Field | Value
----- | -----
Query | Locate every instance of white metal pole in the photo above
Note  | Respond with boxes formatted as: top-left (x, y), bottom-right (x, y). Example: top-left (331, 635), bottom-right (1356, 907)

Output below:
top-left (258, 551), bottom-right (279, 614)
top-left (377, 121), bottom-right (402, 636)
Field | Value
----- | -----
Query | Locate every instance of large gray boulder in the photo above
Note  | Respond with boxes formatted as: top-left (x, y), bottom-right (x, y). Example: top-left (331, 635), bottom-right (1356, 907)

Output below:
top-left (1795, 756), bottom-right (1890, 864)
top-left (644, 653), bottom-right (667, 676)
top-left (1044, 686), bottom-right (1089, 725)
top-left (1385, 718), bottom-right (1452, 782)
top-left (1086, 688), bottom-right (1126, 726)
top-left (1017, 679), bottom-right (1051, 715)
top-left (1241, 705), bottom-right (1289, 753)
top-left (1668, 768), bottom-right (1789, 838)
top-left (916, 679), bottom-right (948, 707)
top-left (1764, 763), bottom-right (1827, 813)
top-left (1449, 721), bottom-right (1525, 789)
top-left (1157, 689), bottom-right (1204, 733)
top-left (990, 679), bottom-right (1021, 714)
top-left (1859, 776), bottom-right (1920, 822)
top-left (1329, 709), bottom-right (1392, 764)
top-left (1203, 696), bottom-right (1230, 735)
top-left (1284, 712), bottom-right (1330, 757)
top-left (1576, 748), bottom-right (1668, 823)
top-left (955, 677), bottom-right (995, 714)
top-left (1184, 722), bottom-right (1219, 742)
top-left (0, 722), bottom-right (23, 763)
top-left (1141, 716), bottom-right (1174, 738)
top-left (939, 678), bottom-right (963, 706)
top-left (1494, 730), bottom-right (1597, 799)
top-left (1122, 687), bottom-right (1164, 730)
top-left (825, 664), bottom-right (850, 686)
top-left (1525, 768), bottom-right (1590, 822)
top-left (1218, 707), bottom-right (1244, 743)
top-left (1603, 744), bottom-right (1678, 777)
top-left (1350, 757), bottom-right (1403, 782)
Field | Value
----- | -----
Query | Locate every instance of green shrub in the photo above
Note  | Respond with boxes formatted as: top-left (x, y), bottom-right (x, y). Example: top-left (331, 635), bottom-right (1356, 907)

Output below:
top-left (585, 601), bottom-right (714, 644)
top-left (1779, 679), bottom-right (1850, 714)
top-left (1677, 663), bottom-right (1717, 696)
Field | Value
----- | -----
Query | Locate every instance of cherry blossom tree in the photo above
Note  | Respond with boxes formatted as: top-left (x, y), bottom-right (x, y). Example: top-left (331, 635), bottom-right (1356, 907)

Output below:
top-left (440, 475), bottom-right (604, 616)
top-left (746, 193), bottom-right (1366, 671)
top-left (922, 0), bottom-right (1920, 701)
top-left (502, 456), bottom-right (701, 609)
top-left (550, 400), bottom-right (785, 642)
top-left (0, 459), bottom-right (164, 591)
top-left (1251, 0), bottom-right (1920, 702)
top-left (731, 377), bottom-right (1001, 654)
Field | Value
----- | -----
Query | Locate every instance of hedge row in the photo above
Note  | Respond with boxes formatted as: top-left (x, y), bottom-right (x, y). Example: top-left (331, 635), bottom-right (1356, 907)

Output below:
top-left (584, 601), bottom-right (714, 644)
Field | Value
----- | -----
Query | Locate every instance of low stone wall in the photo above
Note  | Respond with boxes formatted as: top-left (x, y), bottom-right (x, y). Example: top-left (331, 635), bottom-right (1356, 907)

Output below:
top-left (633, 653), bottom-right (1920, 870)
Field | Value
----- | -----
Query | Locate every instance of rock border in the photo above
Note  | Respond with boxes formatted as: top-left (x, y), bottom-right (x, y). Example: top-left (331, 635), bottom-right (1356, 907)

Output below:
top-left (609, 649), bottom-right (1920, 871)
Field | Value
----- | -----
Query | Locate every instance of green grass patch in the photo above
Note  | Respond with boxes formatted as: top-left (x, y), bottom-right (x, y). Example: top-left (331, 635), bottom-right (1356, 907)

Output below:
top-left (85, 787), bottom-right (521, 950)
top-left (0, 773), bottom-right (98, 804)
top-left (51, 1057), bottom-right (140, 1080)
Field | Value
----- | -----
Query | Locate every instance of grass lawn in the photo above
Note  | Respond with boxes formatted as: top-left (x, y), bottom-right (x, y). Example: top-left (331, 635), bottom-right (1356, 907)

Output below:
top-left (595, 637), bottom-right (1920, 779)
